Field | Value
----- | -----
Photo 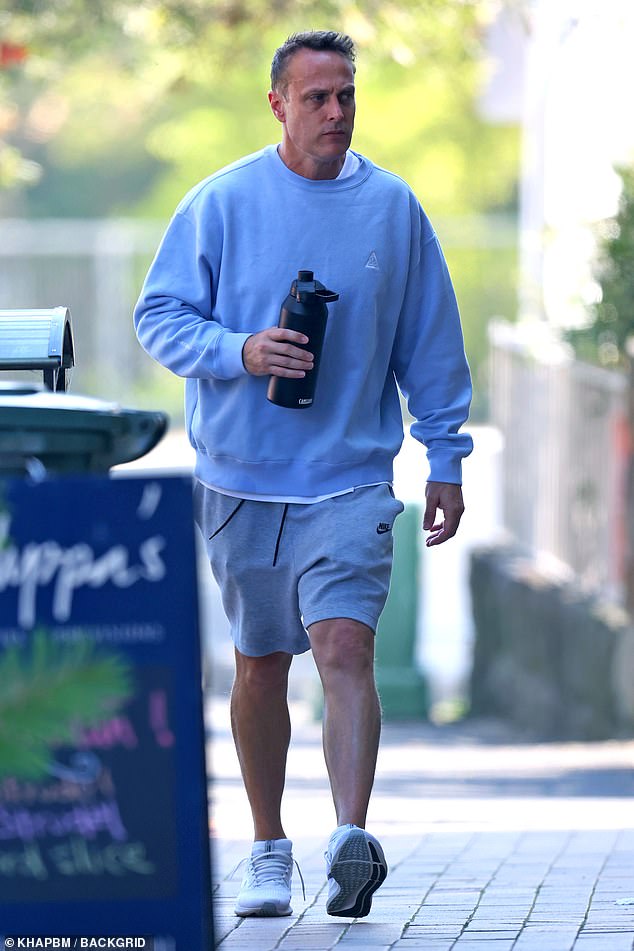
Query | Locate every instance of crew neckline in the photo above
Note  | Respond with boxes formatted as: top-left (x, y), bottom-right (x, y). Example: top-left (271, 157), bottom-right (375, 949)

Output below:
top-left (268, 144), bottom-right (371, 190)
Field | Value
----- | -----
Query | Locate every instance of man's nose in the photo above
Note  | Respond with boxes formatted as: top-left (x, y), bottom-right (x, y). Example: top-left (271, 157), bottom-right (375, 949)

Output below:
top-left (327, 95), bottom-right (344, 121)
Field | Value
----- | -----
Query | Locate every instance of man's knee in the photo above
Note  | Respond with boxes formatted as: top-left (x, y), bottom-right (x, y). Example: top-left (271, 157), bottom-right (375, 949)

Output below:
top-left (309, 618), bottom-right (375, 676)
top-left (234, 649), bottom-right (293, 690)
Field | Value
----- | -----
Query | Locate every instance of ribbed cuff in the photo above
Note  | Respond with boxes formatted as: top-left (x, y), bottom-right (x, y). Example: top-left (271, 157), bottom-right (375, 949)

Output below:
top-left (216, 330), bottom-right (252, 379)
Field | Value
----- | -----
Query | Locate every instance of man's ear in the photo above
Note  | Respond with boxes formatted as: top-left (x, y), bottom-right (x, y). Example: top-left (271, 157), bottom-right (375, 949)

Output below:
top-left (268, 89), bottom-right (286, 123)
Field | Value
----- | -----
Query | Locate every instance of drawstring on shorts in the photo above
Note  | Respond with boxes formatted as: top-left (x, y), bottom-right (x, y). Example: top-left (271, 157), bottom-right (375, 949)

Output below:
top-left (208, 498), bottom-right (245, 539)
top-left (272, 503), bottom-right (289, 567)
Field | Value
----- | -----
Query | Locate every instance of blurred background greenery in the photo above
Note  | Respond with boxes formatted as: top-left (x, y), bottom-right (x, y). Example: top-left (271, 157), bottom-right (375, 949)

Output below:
top-left (0, 0), bottom-right (520, 419)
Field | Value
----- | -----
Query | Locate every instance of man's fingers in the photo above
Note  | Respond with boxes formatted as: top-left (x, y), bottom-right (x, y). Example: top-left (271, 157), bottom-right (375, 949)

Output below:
top-left (268, 348), bottom-right (314, 377)
top-left (242, 326), bottom-right (314, 376)
top-left (422, 499), bottom-right (437, 531)
top-left (426, 529), bottom-right (448, 547)
top-left (268, 363), bottom-right (309, 379)
top-left (423, 482), bottom-right (465, 546)
top-left (269, 327), bottom-right (309, 346)
top-left (273, 343), bottom-right (313, 364)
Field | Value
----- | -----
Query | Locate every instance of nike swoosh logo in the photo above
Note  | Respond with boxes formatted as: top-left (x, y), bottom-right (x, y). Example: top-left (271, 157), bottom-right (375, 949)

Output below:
top-left (376, 523), bottom-right (391, 534)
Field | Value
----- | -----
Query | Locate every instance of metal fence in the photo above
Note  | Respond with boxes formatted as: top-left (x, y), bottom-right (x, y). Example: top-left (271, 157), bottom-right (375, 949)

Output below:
top-left (0, 218), bottom-right (163, 401)
top-left (489, 319), bottom-right (628, 601)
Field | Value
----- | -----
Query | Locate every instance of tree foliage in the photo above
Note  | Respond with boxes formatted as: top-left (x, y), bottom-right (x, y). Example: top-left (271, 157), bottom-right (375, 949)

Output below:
top-left (0, 0), bottom-right (519, 220)
top-left (568, 164), bottom-right (634, 367)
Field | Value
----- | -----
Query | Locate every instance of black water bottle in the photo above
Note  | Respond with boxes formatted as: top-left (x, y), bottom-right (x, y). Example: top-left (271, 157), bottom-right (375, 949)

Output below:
top-left (267, 269), bottom-right (339, 409)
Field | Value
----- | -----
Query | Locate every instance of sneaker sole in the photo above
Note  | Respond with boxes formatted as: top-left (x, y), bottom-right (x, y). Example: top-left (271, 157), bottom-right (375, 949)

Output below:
top-left (235, 901), bottom-right (292, 917)
top-left (326, 831), bottom-right (387, 918)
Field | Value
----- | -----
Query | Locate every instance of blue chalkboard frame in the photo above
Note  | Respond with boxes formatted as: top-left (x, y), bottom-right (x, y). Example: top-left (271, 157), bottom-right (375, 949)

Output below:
top-left (0, 474), bottom-right (213, 950)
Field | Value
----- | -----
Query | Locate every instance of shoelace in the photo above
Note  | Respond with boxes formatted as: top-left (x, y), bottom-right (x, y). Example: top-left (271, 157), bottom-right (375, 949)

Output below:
top-left (231, 852), bottom-right (306, 900)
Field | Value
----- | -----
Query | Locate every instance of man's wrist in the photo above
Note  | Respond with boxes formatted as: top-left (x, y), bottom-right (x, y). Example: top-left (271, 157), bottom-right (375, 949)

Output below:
top-left (241, 334), bottom-right (253, 372)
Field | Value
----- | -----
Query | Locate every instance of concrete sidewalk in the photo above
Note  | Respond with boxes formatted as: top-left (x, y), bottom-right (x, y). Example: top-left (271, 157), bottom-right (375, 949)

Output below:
top-left (206, 696), bottom-right (634, 951)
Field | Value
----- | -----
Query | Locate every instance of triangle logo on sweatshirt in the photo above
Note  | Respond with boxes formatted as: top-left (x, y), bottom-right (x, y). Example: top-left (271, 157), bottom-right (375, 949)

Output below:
top-left (365, 251), bottom-right (380, 270)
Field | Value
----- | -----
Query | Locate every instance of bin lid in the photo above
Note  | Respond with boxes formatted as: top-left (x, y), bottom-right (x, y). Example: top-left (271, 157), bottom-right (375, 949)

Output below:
top-left (0, 306), bottom-right (75, 392)
top-left (0, 384), bottom-right (168, 475)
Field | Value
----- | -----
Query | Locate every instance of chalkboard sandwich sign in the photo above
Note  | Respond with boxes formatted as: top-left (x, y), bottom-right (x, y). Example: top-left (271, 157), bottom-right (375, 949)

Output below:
top-left (0, 474), bottom-right (213, 950)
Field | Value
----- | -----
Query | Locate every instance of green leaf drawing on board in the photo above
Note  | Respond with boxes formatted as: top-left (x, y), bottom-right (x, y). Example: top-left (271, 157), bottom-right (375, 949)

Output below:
top-left (0, 629), bottom-right (133, 781)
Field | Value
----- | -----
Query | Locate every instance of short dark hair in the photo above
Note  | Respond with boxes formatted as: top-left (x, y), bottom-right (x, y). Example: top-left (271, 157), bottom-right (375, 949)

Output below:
top-left (270, 31), bottom-right (356, 93)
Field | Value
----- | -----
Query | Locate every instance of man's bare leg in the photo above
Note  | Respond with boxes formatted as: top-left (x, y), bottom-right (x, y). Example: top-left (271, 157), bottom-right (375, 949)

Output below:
top-left (230, 648), bottom-right (293, 840)
top-left (308, 618), bottom-right (381, 827)
top-left (308, 618), bottom-right (387, 918)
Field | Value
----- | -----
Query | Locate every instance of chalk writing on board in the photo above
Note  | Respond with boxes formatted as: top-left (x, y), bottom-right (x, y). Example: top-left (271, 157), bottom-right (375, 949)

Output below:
top-left (0, 630), bottom-right (178, 900)
top-left (0, 512), bottom-right (167, 629)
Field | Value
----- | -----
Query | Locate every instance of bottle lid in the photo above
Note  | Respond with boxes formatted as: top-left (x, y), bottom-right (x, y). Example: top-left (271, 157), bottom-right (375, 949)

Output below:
top-left (292, 270), bottom-right (339, 303)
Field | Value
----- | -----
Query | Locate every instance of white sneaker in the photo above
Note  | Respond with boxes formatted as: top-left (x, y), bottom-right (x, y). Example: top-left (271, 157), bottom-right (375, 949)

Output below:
top-left (234, 839), bottom-right (294, 917)
top-left (325, 824), bottom-right (387, 918)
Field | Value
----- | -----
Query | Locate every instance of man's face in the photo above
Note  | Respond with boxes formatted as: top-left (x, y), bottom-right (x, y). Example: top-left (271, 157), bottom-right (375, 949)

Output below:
top-left (269, 48), bottom-right (356, 180)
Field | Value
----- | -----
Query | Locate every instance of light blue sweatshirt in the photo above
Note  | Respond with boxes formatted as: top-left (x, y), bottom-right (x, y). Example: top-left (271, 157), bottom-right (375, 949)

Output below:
top-left (134, 145), bottom-right (473, 497)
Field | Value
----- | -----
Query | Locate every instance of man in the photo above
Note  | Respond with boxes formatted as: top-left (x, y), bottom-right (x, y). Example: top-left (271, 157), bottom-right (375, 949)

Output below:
top-left (134, 30), bottom-right (473, 920)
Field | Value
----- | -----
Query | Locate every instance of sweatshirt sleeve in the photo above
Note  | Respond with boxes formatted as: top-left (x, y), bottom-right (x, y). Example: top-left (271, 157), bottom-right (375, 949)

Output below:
top-left (391, 208), bottom-right (473, 485)
top-left (133, 209), bottom-right (250, 381)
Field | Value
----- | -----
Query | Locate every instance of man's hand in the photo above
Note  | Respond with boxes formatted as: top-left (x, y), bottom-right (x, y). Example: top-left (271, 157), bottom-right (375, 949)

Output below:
top-left (242, 327), bottom-right (314, 377)
top-left (423, 481), bottom-right (465, 547)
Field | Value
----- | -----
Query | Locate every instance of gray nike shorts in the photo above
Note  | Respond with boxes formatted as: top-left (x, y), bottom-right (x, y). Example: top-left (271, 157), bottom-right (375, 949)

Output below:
top-left (193, 482), bottom-right (405, 657)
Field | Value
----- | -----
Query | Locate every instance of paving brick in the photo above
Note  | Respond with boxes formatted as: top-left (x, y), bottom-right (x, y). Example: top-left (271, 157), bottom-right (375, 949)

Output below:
top-left (453, 943), bottom-right (517, 948)
top-left (574, 938), bottom-right (634, 950)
